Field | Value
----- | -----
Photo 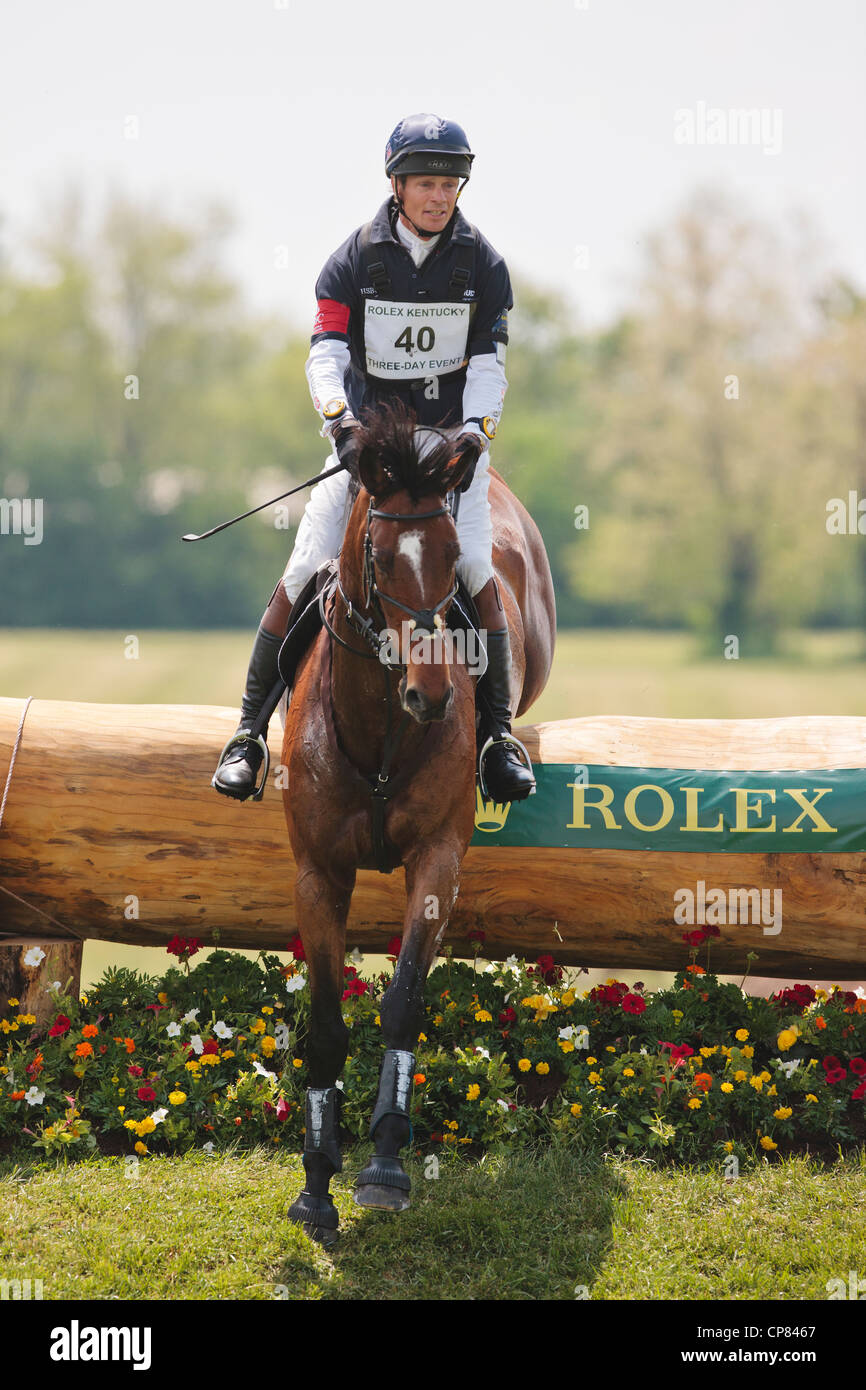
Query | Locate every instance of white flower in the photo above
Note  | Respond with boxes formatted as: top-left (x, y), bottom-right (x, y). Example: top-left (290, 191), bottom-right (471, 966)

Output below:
top-left (23, 946), bottom-right (46, 968)
top-left (497, 1098), bottom-right (509, 1111)
top-left (477, 1048), bottom-right (490, 1060)
top-left (202, 1141), bottom-right (215, 1154)
top-left (335, 1080), bottom-right (344, 1091)
top-left (182, 1008), bottom-right (200, 1023)
top-left (165, 1022), bottom-right (181, 1038)
top-left (350, 948), bottom-right (364, 967)
top-left (150, 1108), bottom-right (168, 1124)
top-left (45, 981), bottom-right (61, 993)
top-left (575, 1026), bottom-right (590, 1049)
top-left (778, 1058), bottom-right (801, 1079)
top-left (189, 1034), bottom-right (204, 1056)
top-left (213, 1020), bottom-right (233, 1039)
top-left (285, 976), bottom-right (306, 994)
top-left (558, 1025), bottom-right (575, 1040)
top-left (24, 1086), bottom-right (45, 1106)
top-left (252, 1059), bottom-right (275, 1079)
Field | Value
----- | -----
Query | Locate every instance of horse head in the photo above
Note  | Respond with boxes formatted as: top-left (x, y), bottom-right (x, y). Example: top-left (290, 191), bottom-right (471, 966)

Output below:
top-left (345, 402), bottom-right (475, 724)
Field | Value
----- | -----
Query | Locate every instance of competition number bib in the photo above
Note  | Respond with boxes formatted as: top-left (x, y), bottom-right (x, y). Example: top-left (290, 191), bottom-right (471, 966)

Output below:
top-left (364, 300), bottom-right (471, 381)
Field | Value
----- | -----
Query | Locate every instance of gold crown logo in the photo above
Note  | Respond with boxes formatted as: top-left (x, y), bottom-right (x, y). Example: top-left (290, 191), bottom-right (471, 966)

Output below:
top-left (474, 786), bottom-right (511, 832)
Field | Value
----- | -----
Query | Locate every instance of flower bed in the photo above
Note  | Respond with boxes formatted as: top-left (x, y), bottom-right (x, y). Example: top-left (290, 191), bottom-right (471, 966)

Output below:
top-left (2, 933), bottom-right (865, 1166)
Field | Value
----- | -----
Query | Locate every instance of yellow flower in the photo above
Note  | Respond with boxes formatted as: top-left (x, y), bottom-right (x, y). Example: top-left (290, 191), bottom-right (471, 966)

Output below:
top-left (185, 1060), bottom-right (200, 1072)
top-left (773, 1107), bottom-right (792, 1120)
top-left (759, 1070), bottom-right (771, 1083)
top-left (260, 1036), bottom-right (276, 1056)
top-left (622, 1068), bottom-right (635, 1077)
top-left (375, 1014), bottom-right (382, 1025)
top-left (168, 1090), bottom-right (186, 1105)
top-left (735, 1029), bottom-right (749, 1042)
top-left (117, 1105), bottom-right (125, 1113)
top-left (134, 1141), bottom-right (148, 1155)
top-left (586, 1056), bottom-right (597, 1065)
top-left (292, 1058), bottom-right (303, 1069)
top-left (671, 1010), bottom-right (683, 1021)
top-left (433, 1015), bottom-right (443, 1026)
top-left (518, 1058), bottom-right (531, 1072)
top-left (721, 1082), bottom-right (734, 1093)
top-left (700, 1046), bottom-right (718, 1057)
top-left (570, 1103), bottom-right (582, 1117)
top-left (458, 1136), bottom-right (471, 1144)
top-left (559, 1040), bottom-right (575, 1053)
top-left (123, 1119), bottom-right (139, 1131)
top-left (446, 1119), bottom-right (458, 1131)
top-left (221, 1050), bottom-right (235, 1060)
top-left (777, 1029), bottom-right (798, 1051)
top-left (560, 990), bottom-right (575, 1006)
top-left (741, 1045), bottom-right (754, 1058)
top-left (805, 1093), bottom-right (818, 1103)
top-left (588, 1071), bottom-right (602, 1085)
top-left (7, 998), bottom-right (18, 1007)
top-left (157, 992), bottom-right (168, 1004)
top-left (19, 1013), bottom-right (36, 1025)
top-left (733, 1070), bottom-right (748, 1082)
top-left (250, 1019), bottom-right (266, 1035)
top-left (605, 1046), bottom-right (616, 1053)
top-left (417, 1032), bottom-right (427, 1042)
top-left (466, 1083), bottom-right (480, 1101)
top-left (261, 1006), bottom-right (274, 1015)
top-left (688, 1098), bottom-right (702, 1109)
top-left (536, 1062), bottom-right (550, 1075)
top-left (749, 1076), bottom-right (763, 1092)
top-left (723, 1141), bottom-right (734, 1153)
top-left (474, 1010), bottom-right (492, 1023)
top-left (759, 1136), bottom-right (777, 1151)
top-left (139, 1116), bottom-right (156, 1134)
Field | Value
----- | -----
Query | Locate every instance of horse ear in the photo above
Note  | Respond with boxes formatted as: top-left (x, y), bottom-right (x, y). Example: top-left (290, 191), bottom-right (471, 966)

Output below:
top-left (357, 446), bottom-right (390, 499)
top-left (443, 440), bottom-right (480, 494)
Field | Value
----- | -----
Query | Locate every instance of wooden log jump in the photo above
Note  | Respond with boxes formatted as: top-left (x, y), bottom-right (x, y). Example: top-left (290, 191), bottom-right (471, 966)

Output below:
top-left (1, 696), bottom-right (866, 979)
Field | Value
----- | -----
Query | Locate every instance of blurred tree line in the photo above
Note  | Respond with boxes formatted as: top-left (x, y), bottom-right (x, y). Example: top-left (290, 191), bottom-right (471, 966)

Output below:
top-left (1, 186), bottom-right (864, 651)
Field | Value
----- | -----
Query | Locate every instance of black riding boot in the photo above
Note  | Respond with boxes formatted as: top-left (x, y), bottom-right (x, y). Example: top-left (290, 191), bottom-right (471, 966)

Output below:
top-left (212, 622), bottom-right (283, 801)
top-left (476, 629), bottom-right (536, 803)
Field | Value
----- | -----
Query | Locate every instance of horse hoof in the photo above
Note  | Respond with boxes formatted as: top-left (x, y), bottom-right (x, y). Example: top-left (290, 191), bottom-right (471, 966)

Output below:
top-left (303, 1222), bottom-right (339, 1248)
top-left (354, 1184), bottom-right (411, 1212)
top-left (288, 1190), bottom-right (339, 1233)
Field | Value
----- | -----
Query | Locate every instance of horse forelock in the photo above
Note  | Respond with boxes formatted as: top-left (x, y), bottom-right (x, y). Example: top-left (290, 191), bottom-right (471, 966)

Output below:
top-left (355, 401), bottom-right (458, 503)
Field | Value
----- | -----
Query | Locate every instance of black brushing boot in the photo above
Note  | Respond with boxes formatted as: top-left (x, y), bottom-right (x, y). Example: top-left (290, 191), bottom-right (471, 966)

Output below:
top-left (477, 629), bottom-right (536, 803)
top-left (212, 622), bottom-right (283, 801)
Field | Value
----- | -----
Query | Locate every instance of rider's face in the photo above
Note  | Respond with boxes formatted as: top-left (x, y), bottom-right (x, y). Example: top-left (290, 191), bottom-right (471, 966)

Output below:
top-left (393, 174), bottom-right (460, 233)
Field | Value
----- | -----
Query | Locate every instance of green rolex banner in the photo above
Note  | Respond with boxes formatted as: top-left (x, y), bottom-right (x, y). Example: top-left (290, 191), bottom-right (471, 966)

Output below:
top-left (471, 765), bottom-right (866, 853)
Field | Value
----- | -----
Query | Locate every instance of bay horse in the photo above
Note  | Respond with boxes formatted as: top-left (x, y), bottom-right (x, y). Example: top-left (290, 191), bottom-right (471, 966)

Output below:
top-left (282, 402), bottom-right (555, 1241)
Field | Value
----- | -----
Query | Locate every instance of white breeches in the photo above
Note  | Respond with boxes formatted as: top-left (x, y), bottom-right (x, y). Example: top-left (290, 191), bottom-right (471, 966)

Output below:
top-left (281, 431), bottom-right (494, 603)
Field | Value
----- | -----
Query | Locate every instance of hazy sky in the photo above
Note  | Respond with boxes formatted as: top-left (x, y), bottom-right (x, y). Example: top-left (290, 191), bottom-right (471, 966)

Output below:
top-left (3, 0), bottom-right (864, 331)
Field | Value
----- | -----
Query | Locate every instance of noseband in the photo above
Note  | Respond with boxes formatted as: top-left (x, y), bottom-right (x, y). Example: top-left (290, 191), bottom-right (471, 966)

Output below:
top-left (325, 497), bottom-right (458, 669)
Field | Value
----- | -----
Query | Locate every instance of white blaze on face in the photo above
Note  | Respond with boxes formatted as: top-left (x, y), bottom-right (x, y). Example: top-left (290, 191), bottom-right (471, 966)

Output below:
top-left (397, 529), bottom-right (424, 587)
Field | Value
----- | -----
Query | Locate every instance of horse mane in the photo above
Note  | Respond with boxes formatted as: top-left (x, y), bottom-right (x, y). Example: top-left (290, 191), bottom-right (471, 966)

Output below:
top-left (354, 400), bottom-right (459, 502)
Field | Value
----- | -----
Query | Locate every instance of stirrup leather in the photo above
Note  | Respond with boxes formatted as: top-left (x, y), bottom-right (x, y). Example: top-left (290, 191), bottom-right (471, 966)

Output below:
top-left (211, 729), bottom-right (270, 802)
top-left (477, 731), bottom-right (536, 799)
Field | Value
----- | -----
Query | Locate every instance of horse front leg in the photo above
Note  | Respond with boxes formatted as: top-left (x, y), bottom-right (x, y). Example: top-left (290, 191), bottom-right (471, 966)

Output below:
top-left (354, 839), bottom-right (463, 1212)
top-left (287, 858), bottom-right (354, 1244)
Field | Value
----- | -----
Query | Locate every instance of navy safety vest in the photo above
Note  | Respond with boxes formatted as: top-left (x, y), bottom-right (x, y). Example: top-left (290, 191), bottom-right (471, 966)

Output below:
top-left (310, 197), bottom-right (512, 430)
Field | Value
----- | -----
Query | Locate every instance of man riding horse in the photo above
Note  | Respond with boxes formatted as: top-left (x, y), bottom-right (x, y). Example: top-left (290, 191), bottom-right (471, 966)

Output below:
top-left (212, 112), bottom-right (536, 804)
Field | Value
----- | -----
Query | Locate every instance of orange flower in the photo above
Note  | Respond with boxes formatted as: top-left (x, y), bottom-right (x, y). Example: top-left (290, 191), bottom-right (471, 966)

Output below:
top-left (75, 1041), bottom-right (93, 1058)
top-left (854, 1000), bottom-right (866, 1015)
top-left (413, 1073), bottom-right (426, 1085)
top-left (81, 1024), bottom-right (98, 1038)
top-left (10, 1089), bottom-right (26, 1100)
top-left (124, 1038), bottom-right (136, 1052)
top-left (686, 964), bottom-right (706, 975)
top-left (694, 1073), bottom-right (713, 1092)
top-left (815, 1016), bottom-right (826, 1030)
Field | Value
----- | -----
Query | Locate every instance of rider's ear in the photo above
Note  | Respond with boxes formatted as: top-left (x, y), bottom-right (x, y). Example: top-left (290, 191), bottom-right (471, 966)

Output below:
top-left (357, 447), bottom-right (391, 498)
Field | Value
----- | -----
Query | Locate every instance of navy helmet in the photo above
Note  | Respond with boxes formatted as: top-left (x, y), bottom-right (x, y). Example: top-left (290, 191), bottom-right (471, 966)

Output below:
top-left (385, 114), bottom-right (474, 180)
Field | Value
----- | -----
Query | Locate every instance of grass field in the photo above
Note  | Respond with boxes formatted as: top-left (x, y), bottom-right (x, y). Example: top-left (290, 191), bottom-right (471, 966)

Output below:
top-left (3, 627), bottom-right (865, 1301)
top-left (1, 1145), bottom-right (864, 1301)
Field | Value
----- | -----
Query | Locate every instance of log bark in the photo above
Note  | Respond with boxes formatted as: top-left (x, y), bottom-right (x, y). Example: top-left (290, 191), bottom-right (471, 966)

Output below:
top-left (0, 940), bottom-right (83, 1025)
top-left (2, 697), bottom-right (866, 977)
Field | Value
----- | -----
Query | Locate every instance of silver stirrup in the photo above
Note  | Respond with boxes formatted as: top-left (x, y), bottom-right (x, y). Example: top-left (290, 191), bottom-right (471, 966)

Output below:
top-left (211, 730), bottom-right (271, 802)
top-left (477, 732), bottom-right (536, 800)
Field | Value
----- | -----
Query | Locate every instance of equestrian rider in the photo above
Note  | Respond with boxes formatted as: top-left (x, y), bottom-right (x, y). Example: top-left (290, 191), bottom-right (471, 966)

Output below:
top-left (212, 113), bottom-right (536, 804)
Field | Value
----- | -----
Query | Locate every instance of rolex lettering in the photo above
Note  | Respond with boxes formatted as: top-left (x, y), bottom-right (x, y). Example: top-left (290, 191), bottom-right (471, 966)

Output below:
top-left (364, 300), bottom-right (471, 380)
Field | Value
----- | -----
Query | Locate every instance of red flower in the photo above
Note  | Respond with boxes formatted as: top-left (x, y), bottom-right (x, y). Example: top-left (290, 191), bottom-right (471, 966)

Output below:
top-left (202, 1039), bottom-right (219, 1055)
top-left (825, 1068), bottom-right (847, 1085)
top-left (341, 978), bottom-right (369, 1001)
top-left (145, 1003), bottom-right (165, 1012)
top-left (128, 1064), bottom-right (144, 1077)
top-left (849, 1058), bottom-right (866, 1076)
top-left (275, 1098), bottom-right (290, 1122)
top-left (49, 1014), bottom-right (71, 1037)
top-left (852, 1081), bottom-right (866, 1101)
top-left (136, 1085), bottom-right (156, 1102)
top-left (287, 934), bottom-right (306, 962)
top-left (622, 993), bottom-right (646, 1015)
top-left (822, 1055), bottom-right (844, 1072)
top-left (343, 965), bottom-right (358, 980)
top-left (166, 934), bottom-right (190, 958)
top-left (589, 981), bottom-right (629, 1008)
top-left (682, 929), bottom-right (708, 946)
top-left (534, 953), bottom-right (563, 985)
top-left (498, 1007), bottom-right (517, 1025)
top-left (468, 928), bottom-right (486, 947)
top-left (386, 935), bottom-right (402, 959)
